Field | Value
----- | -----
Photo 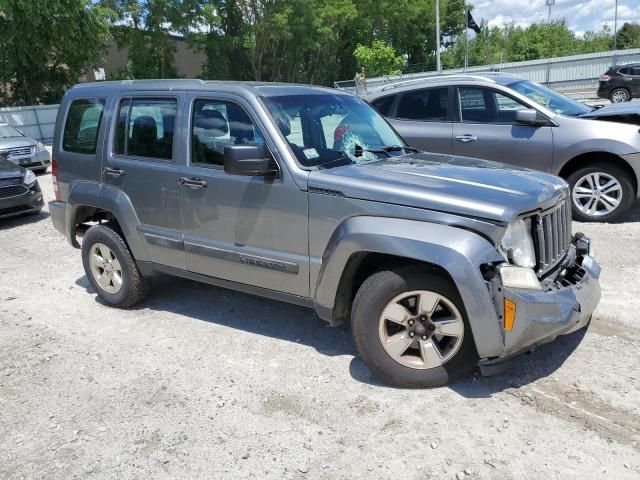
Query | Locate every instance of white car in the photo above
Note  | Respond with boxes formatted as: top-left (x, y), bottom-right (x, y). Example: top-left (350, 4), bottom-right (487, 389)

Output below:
top-left (0, 123), bottom-right (51, 173)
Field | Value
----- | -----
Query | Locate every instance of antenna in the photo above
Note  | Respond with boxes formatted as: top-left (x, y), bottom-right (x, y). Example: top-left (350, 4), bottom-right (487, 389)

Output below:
top-left (545, 0), bottom-right (555, 23)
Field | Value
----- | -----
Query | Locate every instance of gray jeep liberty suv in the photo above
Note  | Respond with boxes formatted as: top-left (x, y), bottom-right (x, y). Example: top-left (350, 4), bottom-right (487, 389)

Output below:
top-left (49, 80), bottom-right (601, 387)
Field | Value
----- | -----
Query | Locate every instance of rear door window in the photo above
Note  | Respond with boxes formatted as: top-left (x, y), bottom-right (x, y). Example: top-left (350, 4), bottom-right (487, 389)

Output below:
top-left (63, 98), bottom-right (106, 154)
top-left (395, 88), bottom-right (448, 121)
top-left (115, 98), bottom-right (177, 160)
top-left (371, 95), bottom-right (396, 117)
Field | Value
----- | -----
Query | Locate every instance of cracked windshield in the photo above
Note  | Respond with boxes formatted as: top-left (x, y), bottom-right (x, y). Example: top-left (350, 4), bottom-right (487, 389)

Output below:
top-left (263, 93), bottom-right (412, 168)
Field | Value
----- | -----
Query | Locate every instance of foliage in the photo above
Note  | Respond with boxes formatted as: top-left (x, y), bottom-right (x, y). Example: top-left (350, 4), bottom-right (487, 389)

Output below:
top-left (354, 41), bottom-right (404, 77)
top-left (0, 0), bottom-right (112, 106)
top-left (616, 23), bottom-right (640, 49)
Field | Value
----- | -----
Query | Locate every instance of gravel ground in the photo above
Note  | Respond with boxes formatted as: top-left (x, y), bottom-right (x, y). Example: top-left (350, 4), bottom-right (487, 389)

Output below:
top-left (1, 172), bottom-right (639, 480)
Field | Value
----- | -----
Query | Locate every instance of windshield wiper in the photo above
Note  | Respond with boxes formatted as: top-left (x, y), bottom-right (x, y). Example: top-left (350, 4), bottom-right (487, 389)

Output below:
top-left (383, 145), bottom-right (420, 153)
top-left (318, 155), bottom-right (355, 170)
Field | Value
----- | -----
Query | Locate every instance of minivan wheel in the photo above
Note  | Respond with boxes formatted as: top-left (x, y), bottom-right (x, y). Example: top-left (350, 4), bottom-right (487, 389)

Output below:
top-left (81, 225), bottom-right (149, 307)
top-left (351, 267), bottom-right (477, 388)
top-left (609, 88), bottom-right (630, 103)
top-left (567, 163), bottom-right (635, 222)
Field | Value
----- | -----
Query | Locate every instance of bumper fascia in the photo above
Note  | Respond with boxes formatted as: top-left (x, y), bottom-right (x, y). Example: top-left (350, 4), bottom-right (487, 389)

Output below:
top-left (482, 237), bottom-right (601, 367)
top-left (49, 200), bottom-right (68, 237)
top-left (621, 152), bottom-right (640, 199)
top-left (0, 182), bottom-right (44, 219)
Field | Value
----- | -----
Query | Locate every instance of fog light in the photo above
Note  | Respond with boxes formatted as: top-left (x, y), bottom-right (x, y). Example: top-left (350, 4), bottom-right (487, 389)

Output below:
top-left (499, 265), bottom-right (542, 290)
top-left (504, 299), bottom-right (516, 331)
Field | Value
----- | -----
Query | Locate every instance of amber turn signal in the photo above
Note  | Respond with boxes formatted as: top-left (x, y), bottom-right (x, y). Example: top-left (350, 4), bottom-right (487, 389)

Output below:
top-left (504, 299), bottom-right (516, 331)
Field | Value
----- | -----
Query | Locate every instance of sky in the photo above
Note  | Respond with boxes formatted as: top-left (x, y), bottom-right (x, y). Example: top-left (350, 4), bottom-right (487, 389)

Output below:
top-left (473, 0), bottom-right (640, 37)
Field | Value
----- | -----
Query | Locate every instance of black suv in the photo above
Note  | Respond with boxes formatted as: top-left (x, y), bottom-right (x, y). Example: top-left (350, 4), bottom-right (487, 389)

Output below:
top-left (597, 63), bottom-right (640, 103)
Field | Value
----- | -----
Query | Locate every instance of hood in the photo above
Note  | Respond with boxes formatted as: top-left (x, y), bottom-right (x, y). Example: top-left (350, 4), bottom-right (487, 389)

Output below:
top-left (0, 157), bottom-right (25, 180)
top-left (308, 152), bottom-right (568, 223)
top-left (0, 137), bottom-right (36, 150)
top-left (579, 102), bottom-right (640, 119)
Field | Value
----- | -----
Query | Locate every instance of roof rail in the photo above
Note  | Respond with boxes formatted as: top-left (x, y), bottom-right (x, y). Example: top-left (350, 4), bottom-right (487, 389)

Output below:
top-left (377, 74), bottom-right (498, 92)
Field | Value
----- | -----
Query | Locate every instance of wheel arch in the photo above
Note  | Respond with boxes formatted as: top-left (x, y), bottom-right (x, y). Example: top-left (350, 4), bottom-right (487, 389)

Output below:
top-left (312, 216), bottom-right (506, 359)
top-left (66, 181), bottom-right (149, 261)
top-left (557, 151), bottom-right (638, 197)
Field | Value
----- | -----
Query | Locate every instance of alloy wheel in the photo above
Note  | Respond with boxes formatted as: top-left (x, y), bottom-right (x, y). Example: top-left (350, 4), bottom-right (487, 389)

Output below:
top-left (88, 242), bottom-right (124, 294)
top-left (572, 172), bottom-right (622, 218)
top-left (611, 89), bottom-right (629, 103)
top-left (378, 290), bottom-right (464, 370)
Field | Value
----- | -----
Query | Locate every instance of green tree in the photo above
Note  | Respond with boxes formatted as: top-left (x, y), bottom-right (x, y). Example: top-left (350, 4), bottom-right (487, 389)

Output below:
top-left (616, 23), bottom-right (640, 49)
top-left (0, 0), bottom-right (112, 106)
top-left (354, 40), bottom-right (404, 77)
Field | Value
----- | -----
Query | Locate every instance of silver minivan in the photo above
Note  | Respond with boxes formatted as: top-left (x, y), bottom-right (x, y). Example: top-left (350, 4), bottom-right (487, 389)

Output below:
top-left (366, 73), bottom-right (640, 222)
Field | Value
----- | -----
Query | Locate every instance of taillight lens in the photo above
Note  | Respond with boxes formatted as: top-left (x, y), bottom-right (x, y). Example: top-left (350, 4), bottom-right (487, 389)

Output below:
top-left (600, 75), bottom-right (611, 82)
top-left (52, 159), bottom-right (61, 201)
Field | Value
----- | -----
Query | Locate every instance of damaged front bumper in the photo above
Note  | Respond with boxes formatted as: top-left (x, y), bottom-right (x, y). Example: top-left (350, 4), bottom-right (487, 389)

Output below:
top-left (480, 233), bottom-right (601, 374)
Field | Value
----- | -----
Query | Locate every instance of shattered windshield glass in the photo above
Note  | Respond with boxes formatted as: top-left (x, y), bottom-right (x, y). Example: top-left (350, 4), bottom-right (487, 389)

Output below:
top-left (262, 93), bottom-right (412, 168)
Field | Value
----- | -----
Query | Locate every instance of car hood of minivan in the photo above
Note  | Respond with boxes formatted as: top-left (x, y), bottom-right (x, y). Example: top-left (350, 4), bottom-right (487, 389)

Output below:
top-left (308, 152), bottom-right (568, 223)
top-left (0, 157), bottom-right (24, 180)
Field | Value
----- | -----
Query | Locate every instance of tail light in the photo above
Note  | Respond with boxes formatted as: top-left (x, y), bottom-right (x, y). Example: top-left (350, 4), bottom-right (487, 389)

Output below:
top-left (52, 159), bottom-right (61, 201)
top-left (600, 75), bottom-right (611, 82)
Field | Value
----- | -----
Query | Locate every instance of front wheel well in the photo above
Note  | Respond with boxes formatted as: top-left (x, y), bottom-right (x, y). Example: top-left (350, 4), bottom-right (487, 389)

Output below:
top-left (557, 152), bottom-right (638, 195)
top-left (329, 252), bottom-right (457, 326)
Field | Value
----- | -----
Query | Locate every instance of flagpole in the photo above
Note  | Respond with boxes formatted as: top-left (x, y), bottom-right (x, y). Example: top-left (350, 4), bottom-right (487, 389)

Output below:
top-left (464, 8), bottom-right (468, 72)
top-left (436, 0), bottom-right (441, 73)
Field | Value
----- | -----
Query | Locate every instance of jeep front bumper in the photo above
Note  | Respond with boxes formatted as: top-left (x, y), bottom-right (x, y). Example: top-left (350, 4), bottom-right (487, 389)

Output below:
top-left (481, 234), bottom-right (601, 370)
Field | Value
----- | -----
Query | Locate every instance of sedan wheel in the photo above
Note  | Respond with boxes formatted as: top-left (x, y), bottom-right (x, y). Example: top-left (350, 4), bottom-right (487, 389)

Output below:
top-left (571, 172), bottom-right (622, 218)
top-left (88, 242), bottom-right (124, 294)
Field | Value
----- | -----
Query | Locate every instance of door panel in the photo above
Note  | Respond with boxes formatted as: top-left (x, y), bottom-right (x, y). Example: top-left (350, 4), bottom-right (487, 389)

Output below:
top-left (389, 119), bottom-right (453, 154)
top-left (179, 96), bottom-right (309, 297)
top-left (452, 87), bottom-right (554, 172)
top-left (102, 96), bottom-right (185, 269)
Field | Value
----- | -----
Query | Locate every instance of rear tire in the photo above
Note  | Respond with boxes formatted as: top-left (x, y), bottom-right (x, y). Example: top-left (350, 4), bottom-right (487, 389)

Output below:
top-left (567, 163), bottom-right (635, 222)
top-left (81, 224), bottom-right (149, 307)
top-left (609, 87), bottom-right (630, 103)
top-left (351, 266), bottom-right (477, 388)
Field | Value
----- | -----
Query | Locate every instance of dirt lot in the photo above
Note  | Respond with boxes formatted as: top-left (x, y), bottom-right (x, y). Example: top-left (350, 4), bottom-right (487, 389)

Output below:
top-left (1, 173), bottom-right (639, 480)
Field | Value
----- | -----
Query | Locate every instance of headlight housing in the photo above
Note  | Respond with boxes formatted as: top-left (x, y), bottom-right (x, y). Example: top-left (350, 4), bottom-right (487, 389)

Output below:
top-left (36, 141), bottom-right (46, 153)
top-left (499, 219), bottom-right (536, 268)
top-left (23, 169), bottom-right (37, 187)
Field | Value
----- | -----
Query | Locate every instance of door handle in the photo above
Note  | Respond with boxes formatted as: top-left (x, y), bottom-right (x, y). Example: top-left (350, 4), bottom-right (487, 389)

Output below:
top-left (103, 167), bottom-right (125, 177)
top-left (179, 177), bottom-right (207, 189)
top-left (455, 134), bottom-right (478, 143)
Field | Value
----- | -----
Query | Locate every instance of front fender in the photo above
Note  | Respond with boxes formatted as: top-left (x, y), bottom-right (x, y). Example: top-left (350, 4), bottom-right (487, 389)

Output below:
top-left (314, 216), bottom-right (505, 359)
top-left (66, 181), bottom-right (149, 262)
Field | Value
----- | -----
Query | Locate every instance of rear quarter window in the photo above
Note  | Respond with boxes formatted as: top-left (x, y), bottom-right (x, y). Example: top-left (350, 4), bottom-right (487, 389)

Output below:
top-left (62, 98), bottom-right (106, 154)
top-left (371, 96), bottom-right (395, 117)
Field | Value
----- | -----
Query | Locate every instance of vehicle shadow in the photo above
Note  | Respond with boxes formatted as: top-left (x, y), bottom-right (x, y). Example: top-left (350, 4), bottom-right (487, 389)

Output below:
top-left (605, 200), bottom-right (640, 223)
top-left (0, 210), bottom-right (49, 231)
top-left (76, 272), bottom-right (588, 391)
top-left (349, 326), bottom-right (588, 393)
top-left (75, 273), bottom-right (356, 359)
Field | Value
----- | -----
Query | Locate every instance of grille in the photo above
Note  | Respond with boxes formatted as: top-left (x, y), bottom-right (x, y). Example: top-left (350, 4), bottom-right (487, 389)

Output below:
top-left (2, 146), bottom-right (34, 158)
top-left (531, 196), bottom-right (572, 275)
top-left (0, 184), bottom-right (28, 199)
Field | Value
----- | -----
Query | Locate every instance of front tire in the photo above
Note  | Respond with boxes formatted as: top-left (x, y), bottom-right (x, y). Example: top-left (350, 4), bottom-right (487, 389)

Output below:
top-left (351, 267), bottom-right (477, 388)
top-left (609, 87), bottom-right (630, 103)
top-left (567, 163), bottom-right (635, 222)
top-left (81, 224), bottom-right (149, 307)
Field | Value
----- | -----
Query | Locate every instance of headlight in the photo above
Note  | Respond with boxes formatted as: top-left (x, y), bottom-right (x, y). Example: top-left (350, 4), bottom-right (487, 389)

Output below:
top-left (499, 219), bottom-right (536, 268)
top-left (36, 142), bottom-right (46, 152)
top-left (23, 169), bottom-right (37, 186)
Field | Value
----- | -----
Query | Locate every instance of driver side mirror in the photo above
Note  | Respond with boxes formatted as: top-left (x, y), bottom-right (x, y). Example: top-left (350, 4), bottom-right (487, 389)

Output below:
top-left (514, 109), bottom-right (545, 126)
top-left (223, 144), bottom-right (278, 177)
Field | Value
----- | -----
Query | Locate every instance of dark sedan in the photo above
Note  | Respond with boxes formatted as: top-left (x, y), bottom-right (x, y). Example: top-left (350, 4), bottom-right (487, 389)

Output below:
top-left (0, 153), bottom-right (44, 219)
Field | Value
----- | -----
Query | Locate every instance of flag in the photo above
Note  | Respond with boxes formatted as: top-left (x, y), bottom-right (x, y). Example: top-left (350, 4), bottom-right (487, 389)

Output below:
top-left (466, 9), bottom-right (481, 34)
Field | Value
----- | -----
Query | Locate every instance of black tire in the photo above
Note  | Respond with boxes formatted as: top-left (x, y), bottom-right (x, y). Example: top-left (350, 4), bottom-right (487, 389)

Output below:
top-left (566, 163), bottom-right (635, 222)
top-left (81, 224), bottom-right (149, 307)
top-left (351, 266), bottom-right (478, 388)
top-left (609, 87), bottom-right (630, 103)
